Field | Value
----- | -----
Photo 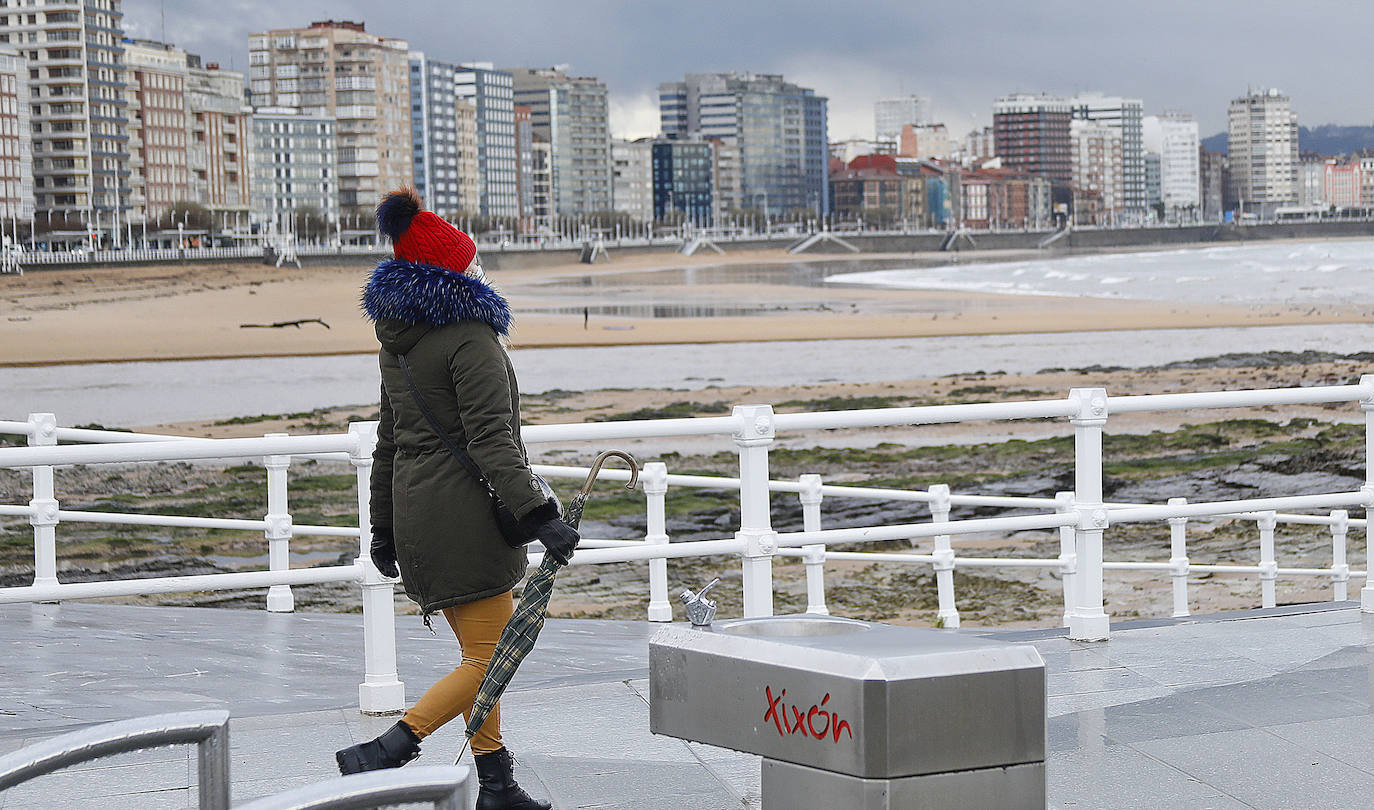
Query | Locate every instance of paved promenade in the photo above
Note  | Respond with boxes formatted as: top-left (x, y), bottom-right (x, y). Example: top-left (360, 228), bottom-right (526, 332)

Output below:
top-left (2, 600), bottom-right (1373, 808)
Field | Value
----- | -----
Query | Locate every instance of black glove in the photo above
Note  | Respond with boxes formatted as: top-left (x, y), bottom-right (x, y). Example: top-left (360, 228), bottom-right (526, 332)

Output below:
top-left (370, 527), bottom-right (399, 579)
top-left (531, 518), bottom-right (580, 565)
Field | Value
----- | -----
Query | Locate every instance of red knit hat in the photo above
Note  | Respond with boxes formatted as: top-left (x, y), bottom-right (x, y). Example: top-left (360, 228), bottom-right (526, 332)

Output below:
top-left (375, 188), bottom-right (477, 275)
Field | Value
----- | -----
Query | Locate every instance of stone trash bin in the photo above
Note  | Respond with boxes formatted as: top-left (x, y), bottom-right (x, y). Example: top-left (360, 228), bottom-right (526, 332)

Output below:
top-left (649, 615), bottom-right (1046, 809)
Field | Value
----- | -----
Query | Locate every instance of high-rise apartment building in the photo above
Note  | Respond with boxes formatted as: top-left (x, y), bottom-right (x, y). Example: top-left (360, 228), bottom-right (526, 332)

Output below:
top-left (1199, 148), bottom-right (1226, 220)
top-left (510, 66), bottom-right (611, 215)
top-left (1144, 152), bottom-right (1162, 211)
top-left (1070, 94), bottom-right (1144, 216)
top-left (249, 107), bottom-right (339, 228)
top-left (0, 49), bottom-right (33, 221)
top-left (409, 52), bottom-right (462, 214)
top-left (527, 138), bottom-right (552, 228)
top-left (126, 40), bottom-right (249, 222)
top-left (1323, 159), bottom-right (1360, 209)
top-left (1227, 88), bottom-right (1298, 215)
top-left (963, 126), bottom-right (996, 161)
top-left (514, 104), bottom-right (532, 226)
top-left (1297, 155), bottom-right (1325, 209)
top-left (992, 94), bottom-right (1072, 185)
top-left (658, 72), bottom-right (829, 216)
top-left (125, 40), bottom-right (188, 218)
top-left (651, 138), bottom-right (713, 224)
top-left (612, 137), bottom-right (652, 224)
top-left (1070, 118), bottom-right (1123, 224)
top-left (249, 21), bottom-right (411, 212)
top-left (1143, 112), bottom-right (1200, 217)
top-left (454, 98), bottom-right (479, 215)
top-left (2, 0), bottom-right (129, 220)
top-left (874, 95), bottom-right (930, 141)
top-left (456, 63), bottom-right (516, 218)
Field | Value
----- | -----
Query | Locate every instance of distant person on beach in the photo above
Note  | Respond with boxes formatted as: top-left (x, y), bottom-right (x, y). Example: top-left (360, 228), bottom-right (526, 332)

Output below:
top-left (335, 188), bottom-right (575, 810)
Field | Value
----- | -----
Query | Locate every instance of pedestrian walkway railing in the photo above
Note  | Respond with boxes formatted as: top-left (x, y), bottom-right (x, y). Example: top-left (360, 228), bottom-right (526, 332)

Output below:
top-left (0, 710), bottom-right (473, 809)
top-left (3, 377), bottom-right (1374, 712)
top-left (0, 710), bottom-right (231, 809)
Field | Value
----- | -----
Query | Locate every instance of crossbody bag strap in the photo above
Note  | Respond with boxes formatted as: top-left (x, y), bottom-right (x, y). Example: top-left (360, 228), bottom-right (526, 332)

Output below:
top-left (396, 352), bottom-right (498, 495)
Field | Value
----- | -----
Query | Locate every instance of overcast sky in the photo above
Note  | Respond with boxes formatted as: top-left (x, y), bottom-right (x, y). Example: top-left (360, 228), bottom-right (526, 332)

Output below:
top-left (127, 0), bottom-right (1371, 141)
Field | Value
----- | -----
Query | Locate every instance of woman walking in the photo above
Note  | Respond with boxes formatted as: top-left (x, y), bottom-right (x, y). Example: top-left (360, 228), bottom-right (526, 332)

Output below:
top-left (335, 189), bottom-right (578, 810)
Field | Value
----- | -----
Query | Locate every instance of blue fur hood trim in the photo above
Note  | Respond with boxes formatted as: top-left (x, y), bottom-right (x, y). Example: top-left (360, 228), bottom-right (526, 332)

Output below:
top-left (361, 259), bottom-right (511, 335)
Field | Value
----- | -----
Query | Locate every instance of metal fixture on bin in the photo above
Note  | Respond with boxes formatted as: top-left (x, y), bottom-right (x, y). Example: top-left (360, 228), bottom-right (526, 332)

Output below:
top-left (680, 578), bottom-right (720, 626)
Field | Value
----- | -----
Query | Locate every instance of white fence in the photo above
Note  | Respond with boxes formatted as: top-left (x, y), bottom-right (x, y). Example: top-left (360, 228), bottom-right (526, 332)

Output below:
top-left (3, 378), bottom-right (1374, 712)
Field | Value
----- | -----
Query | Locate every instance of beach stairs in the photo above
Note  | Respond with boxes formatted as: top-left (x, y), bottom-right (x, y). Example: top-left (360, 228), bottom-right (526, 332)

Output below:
top-left (787, 231), bottom-right (860, 254)
top-left (1038, 226), bottom-right (1071, 249)
top-left (680, 236), bottom-right (725, 256)
top-left (580, 239), bottom-right (611, 264)
top-left (940, 228), bottom-right (976, 251)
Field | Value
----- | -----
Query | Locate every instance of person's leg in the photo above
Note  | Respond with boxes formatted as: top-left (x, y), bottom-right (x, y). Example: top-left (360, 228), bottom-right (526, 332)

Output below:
top-left (401, 590), bottom-right (513, 751)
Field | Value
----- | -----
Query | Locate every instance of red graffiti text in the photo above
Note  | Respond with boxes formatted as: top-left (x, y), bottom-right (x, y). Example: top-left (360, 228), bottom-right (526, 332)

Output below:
top-left (763, 686), bottom-right (853, 743)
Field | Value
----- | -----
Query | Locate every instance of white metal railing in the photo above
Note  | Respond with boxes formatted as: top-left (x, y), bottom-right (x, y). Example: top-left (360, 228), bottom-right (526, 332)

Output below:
top-left (3, 377), bottom-right (1374, 712)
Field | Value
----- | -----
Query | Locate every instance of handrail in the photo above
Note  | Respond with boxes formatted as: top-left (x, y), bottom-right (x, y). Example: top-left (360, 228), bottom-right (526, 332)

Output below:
top-left (0, 710), bottom-right (230, 809)
top-left (233, 766), bottom-right (473, 810)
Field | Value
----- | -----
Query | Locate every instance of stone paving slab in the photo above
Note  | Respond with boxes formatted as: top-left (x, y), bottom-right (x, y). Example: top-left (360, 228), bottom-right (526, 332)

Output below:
top-left (5, 601), bottom-right (1374, 808)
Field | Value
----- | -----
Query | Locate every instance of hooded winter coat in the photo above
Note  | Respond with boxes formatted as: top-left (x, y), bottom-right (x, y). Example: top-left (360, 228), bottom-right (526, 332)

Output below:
top-left (362, 260), bottom-right (549, 614)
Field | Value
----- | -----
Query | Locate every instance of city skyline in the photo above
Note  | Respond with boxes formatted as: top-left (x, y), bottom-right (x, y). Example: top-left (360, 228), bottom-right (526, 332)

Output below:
top-left (126, 0), bottom-right (1372, 141)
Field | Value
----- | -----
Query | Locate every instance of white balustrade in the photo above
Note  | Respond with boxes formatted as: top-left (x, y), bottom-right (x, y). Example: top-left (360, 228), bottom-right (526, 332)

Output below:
top-left (797, 473), bottom-right (827, 615)
top-left (263, 433), bottom-right (294, 613)
top-left (642, 462), bottom-right (672, 622)
top-left (1167, 497), bottom-right (1190, 617)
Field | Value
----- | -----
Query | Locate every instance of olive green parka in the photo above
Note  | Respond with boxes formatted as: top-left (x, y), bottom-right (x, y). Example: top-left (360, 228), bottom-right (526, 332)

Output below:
top-left (363, 259), bottom-right (548, 615)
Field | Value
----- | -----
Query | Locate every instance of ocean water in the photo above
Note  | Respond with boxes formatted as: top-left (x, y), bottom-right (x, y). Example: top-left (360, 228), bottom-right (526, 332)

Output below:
top-left (3, 322), bottom-right (1373, 427)
top-left (825, 240), bottom-right (1374, 306)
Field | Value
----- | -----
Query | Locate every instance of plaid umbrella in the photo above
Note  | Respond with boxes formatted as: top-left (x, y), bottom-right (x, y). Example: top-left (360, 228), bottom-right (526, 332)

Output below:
top-left (463, 450), bottom-right (639, 750)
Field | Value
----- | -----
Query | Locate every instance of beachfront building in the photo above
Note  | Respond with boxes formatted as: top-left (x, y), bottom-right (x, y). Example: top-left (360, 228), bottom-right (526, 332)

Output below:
top-left (509, 66), bottom-right (611, 215)
top-left (1200, 148), bottom-right (1226, 220)
top-left (659, 72), bottom-right (829, 217)
top-left (455, 63), bottom-right (517, 218)
top-left (127, 40), bottom-right (249, 224)
top-left (1070, 93), bottom-right (1145, 218)
top-left (409, 52), bottom-right (467, 216)
top-left (0, 49), bottom-right (33, 221)
top-left (249, 21), bottom-right (411, 214)
top-left (1070, 118), bottom-right (1123, 226)
top-left (1143, 112), bottom-right (1200, 220)
top-left (125, 40), bottom-right (189, 220)
top-left (992, 94), bottom-right (1072, 185)
top-left (514, 104), bottom-right (532, 227)
top-left (1144, 152), bottom-right (1162, 215)
top-left (1, 0), bottom-right (130, 223)
top-left (527, 138), bottom-right (553, 230)
top-left (612, 137), bottom-right (652, 224)
top-left (829, 154), bottom-right (926, 227)
top-left (1297, 156), bottom-right (1326, 210)
top-left (959, 166), bottom-right (1052, 229)
top-left (454, 98), bottom-right (479, 215)
top-left (963, 126), bottom-right (996, 161)
top-left (1227, 88), bottom-right (1298, 216)
top-left (874, 94), bottom-right (930, 141)
top-left (248, 107), bottom-right (339, 231)
top-left (651, 137), bottom-right (714, 225)
top-left (1323, 160), bottom-right (1360, 209)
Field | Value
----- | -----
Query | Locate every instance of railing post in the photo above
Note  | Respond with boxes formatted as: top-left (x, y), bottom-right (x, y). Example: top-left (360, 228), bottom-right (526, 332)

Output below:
top-left (1167, 497), bottom-right (1190, 617)
top-left (26, 413), bottom-right (59, 590)
top-left (1361, 374), bottom-right (1374, 612)
top-left (263, 433), bottom-right (294, 613)
top-left (928, 483), bottom-right (958, 628)
top-left (1055, 491), bottom-right (1078, 627)
top-left (798, 473), bottom-right (828, 615)
top-left (642, 462), bottom-right (672, 622)
top-left (1068, 388), bottom-right (1110, 641)
top-left (733, 404), bottom-right (776, 618)
top-left (349, 421), bottom-right (405, 714)
top-left (1257, 511), bottom-right (1278, 609)
top-left (1331, 510), bottom-right (1350, 602)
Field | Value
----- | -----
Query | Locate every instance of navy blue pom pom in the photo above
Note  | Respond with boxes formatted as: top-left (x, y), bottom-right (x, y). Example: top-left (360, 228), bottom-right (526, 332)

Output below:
top-left (376, 188), bottom-right (422, 241)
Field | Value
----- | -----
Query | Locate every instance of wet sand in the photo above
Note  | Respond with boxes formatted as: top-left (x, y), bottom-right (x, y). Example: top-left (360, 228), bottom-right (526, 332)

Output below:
top-left (1, 246), bottom-right (1367, 366)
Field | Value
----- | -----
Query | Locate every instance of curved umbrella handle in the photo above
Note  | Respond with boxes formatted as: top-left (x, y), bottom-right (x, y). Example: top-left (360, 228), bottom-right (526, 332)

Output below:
top-left (578, 450), bottom-right (640, 498)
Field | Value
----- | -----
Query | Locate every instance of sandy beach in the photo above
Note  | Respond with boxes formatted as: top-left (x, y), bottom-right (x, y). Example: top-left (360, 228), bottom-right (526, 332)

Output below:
top-left (1, 243), bottom-right (1368, 366)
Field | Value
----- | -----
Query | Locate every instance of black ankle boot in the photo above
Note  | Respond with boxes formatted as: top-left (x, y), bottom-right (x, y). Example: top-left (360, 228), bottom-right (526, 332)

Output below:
top-left (474, 747), bottom-right (551, 810)
top-left (335, 720), bottom-right (421, 775)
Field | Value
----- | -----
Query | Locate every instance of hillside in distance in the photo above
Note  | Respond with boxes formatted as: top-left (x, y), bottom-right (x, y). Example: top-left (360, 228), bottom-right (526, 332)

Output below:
top-left (1202, 125), bottom-right (1374, 156)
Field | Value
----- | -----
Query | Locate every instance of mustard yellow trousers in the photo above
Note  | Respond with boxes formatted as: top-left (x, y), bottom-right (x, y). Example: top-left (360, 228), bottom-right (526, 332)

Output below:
top-left (401, 590), bottom-right (512, 755)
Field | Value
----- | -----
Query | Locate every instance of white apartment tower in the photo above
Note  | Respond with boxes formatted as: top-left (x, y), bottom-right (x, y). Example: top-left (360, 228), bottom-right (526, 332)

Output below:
top-left (1070, 118), bottom-right (1123, 224)
top-left (1143, 112), bottom-right (1200, 218)
top-left (1227, 88), bottom-right (1298, 215)
top-left (1069, 93), bottom-right (1144, 216)
top-left (249, 21), bottom-right (411, 213)
top-left (0, 49), bottom-right (34, 221)
top-left (1, 0), bottom-right (129, 220)
top-left (874, 95), bottom-right (930, 141)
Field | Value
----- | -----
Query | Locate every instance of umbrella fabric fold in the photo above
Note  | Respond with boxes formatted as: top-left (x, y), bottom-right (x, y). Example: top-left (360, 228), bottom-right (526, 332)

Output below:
top-left (463, 451), bottom-right (639, 746)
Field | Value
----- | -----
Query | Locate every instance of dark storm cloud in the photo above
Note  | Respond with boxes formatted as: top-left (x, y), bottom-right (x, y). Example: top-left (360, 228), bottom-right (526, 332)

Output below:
top-left (129, 0), bottom-right (1374, 139)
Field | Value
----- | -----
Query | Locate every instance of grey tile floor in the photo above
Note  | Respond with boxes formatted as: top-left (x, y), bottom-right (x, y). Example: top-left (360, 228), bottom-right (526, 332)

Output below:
top-left (3, 601), bottom-right (1374, 808)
